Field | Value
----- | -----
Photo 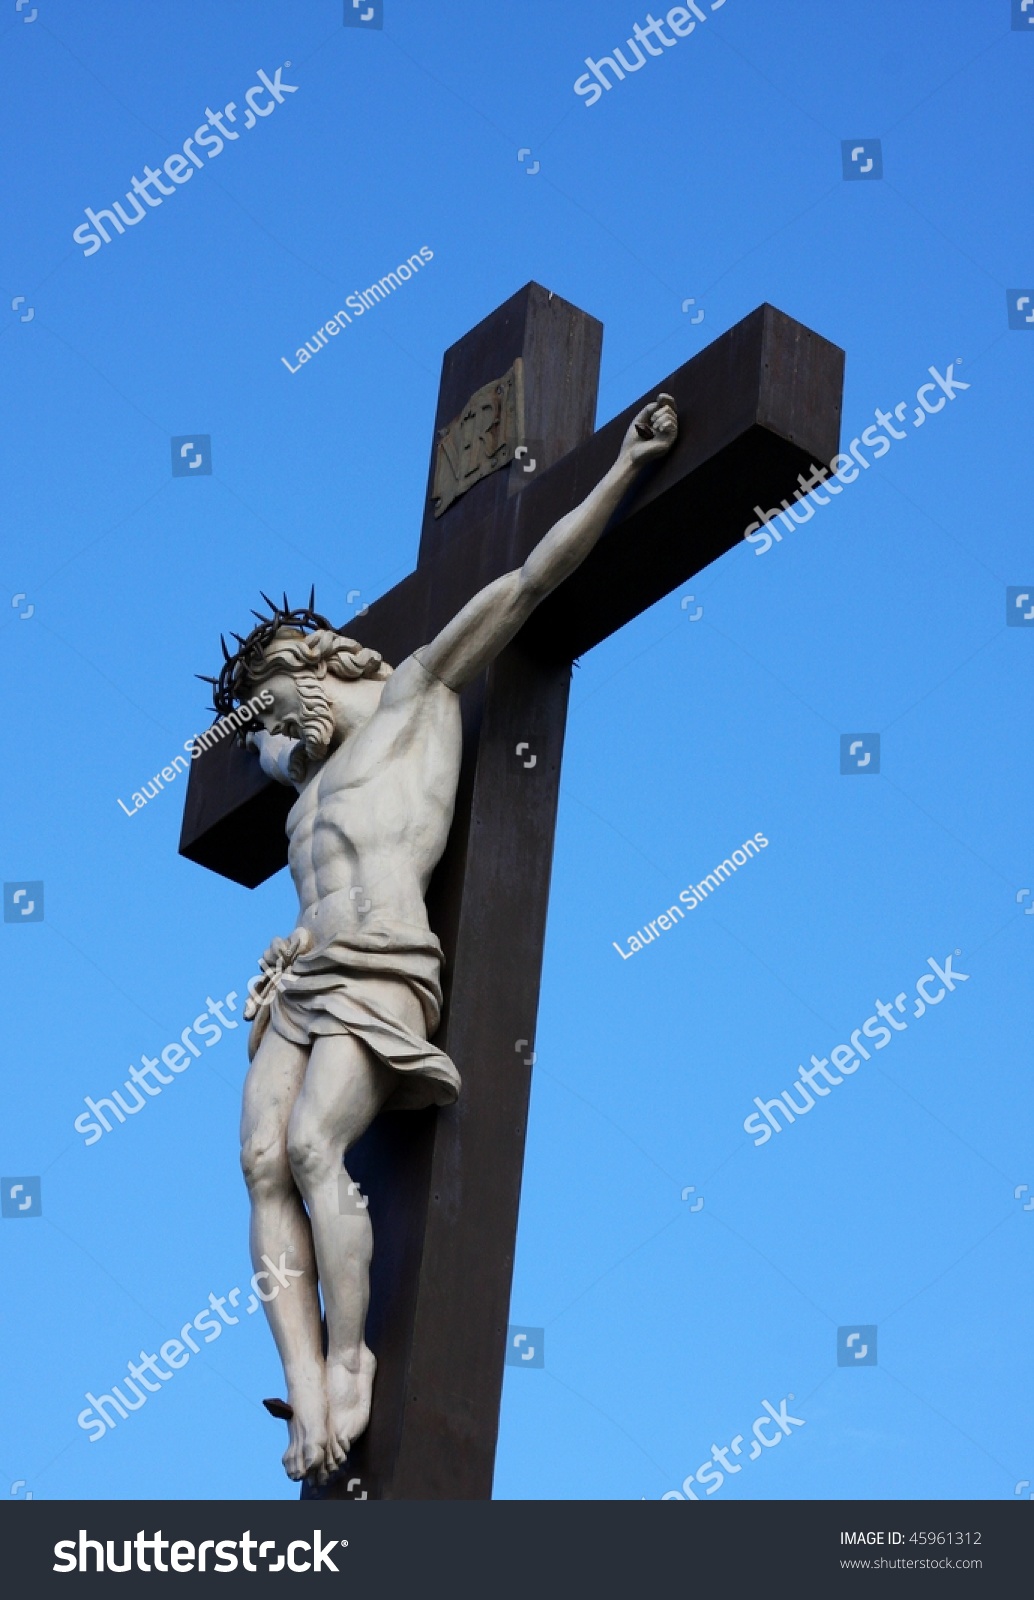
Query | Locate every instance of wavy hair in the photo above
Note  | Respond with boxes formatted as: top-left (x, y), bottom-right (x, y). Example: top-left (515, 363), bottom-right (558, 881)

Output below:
top-left (245, 628), bottom-right (393, 690)
top-left (244, 629), bottom-right (392, 762)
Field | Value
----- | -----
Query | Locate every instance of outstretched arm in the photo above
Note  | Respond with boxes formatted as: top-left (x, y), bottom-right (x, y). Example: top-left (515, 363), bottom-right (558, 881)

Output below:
top-left (413, 394), bottom-right (677, 692)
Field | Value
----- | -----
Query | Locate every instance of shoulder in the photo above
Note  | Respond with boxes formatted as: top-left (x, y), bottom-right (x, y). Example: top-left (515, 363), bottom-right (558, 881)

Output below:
top-left (378, 652), bottom-right (457, 713)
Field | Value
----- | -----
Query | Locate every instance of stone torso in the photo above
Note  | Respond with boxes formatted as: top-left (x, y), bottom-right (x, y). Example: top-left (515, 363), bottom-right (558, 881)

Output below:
top-left (286, 658), bottom-right (462, 943)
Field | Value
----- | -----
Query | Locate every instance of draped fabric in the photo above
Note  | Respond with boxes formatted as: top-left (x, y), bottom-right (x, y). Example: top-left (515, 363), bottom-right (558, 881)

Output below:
top-left (247, 924), bottom-right (461, 1110)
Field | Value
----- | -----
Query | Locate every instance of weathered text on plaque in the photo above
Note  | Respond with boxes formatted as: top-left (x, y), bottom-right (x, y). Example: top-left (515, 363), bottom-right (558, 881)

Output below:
top-left (431, 359), bottom-right (525, 517)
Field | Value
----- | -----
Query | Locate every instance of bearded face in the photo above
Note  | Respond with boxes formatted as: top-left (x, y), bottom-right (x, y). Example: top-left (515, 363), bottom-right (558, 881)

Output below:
top-left (247, 670), bottom-right (337, 761)
top-left (231, 625), bottom-right (393, 764)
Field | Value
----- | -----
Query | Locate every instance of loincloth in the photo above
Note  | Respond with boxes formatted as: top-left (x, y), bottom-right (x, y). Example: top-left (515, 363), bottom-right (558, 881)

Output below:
top-left (247, 926), bottom-right (460, 1111)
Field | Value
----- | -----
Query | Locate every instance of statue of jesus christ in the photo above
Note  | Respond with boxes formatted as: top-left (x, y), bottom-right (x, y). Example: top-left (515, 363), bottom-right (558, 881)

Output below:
top-left (216, 395), bottom-right (677, 1485)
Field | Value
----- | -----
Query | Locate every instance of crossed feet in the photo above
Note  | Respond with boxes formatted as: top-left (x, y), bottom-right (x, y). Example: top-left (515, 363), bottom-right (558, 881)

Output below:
top-left (269, 1345), bottom-right (377, 1487)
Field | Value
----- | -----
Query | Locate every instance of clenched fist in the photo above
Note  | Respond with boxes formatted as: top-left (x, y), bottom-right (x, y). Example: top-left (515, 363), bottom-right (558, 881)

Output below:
top-left (620, 393), bottom-right (678, 466)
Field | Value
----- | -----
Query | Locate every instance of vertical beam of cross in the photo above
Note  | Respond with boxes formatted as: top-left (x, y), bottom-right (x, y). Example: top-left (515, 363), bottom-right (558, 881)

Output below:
top-left (310, 285), bottom-right (604, 1499)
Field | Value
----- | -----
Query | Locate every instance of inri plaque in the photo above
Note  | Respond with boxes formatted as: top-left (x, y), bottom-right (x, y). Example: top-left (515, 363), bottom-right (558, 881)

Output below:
top-left (431, 359), bottom-right (526, 517)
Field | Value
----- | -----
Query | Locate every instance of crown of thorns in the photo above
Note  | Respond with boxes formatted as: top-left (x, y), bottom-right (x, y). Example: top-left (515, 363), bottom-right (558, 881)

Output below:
top-left (199, 588), bottom-right (332, 718)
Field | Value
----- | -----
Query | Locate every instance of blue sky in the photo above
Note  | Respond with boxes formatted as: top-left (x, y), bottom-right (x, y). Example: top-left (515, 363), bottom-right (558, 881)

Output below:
top-left (0, 0), bottom-right (1030, 1502)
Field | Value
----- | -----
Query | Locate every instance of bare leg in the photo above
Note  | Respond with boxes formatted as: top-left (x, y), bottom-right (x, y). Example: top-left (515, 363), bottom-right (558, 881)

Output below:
top-left (286, 1032), bottom-right (396, 1476)
top-left (240, 1029), bottom-right (327, 1483)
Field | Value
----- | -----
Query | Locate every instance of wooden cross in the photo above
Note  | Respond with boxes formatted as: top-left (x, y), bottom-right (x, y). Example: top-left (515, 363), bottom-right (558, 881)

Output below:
top-left (179, 283), bottom-right (843, 1500)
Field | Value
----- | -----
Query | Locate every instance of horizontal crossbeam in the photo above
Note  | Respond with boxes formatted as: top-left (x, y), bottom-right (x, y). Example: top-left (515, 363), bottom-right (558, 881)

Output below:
top-left (180, 302), bottom-right (842, 888)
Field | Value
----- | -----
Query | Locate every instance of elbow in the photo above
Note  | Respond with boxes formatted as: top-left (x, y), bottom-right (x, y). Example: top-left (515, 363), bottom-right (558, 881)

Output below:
top-left (518, 572), bottom-right (549, 610)
top-left (517, 557), bottom-right (560, 609)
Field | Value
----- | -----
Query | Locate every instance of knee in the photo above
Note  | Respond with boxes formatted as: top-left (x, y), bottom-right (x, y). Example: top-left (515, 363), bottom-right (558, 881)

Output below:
top-left (286, 1123), bottom-right (338, 1189)
top-left (240, 1131), bottom-right (291, 1198)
